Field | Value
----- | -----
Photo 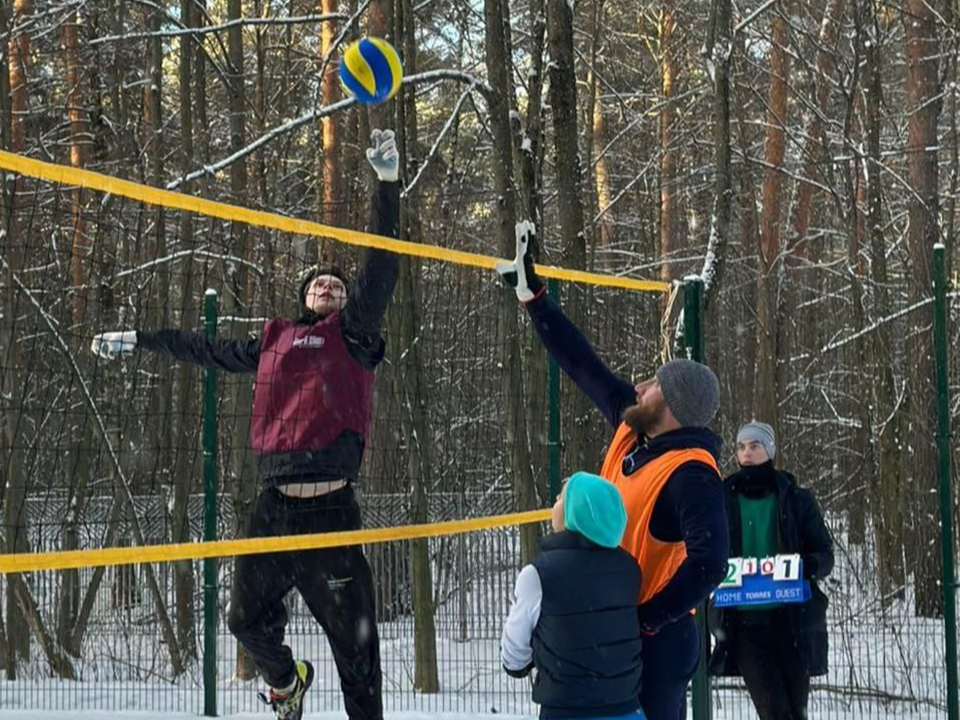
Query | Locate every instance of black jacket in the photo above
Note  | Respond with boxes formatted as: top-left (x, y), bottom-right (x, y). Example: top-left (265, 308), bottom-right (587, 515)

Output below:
top-left (137, 181), bottom-right (400, 484)
top-left (530, 531), bottom-right (643, 719)
top-left (708, 467), bottom-right (834, 677)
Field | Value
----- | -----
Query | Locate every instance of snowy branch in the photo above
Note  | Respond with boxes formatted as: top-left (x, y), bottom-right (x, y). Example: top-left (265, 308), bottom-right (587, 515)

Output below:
top-left (113, 249), bottom-right (265, 280)
top-left (733, 0), bottom-right (778, 34)
top-left (166, 97), bottom-right (357, 190)
top-left (790, 291), bottom-right (960, 359)
top-left (90, 14), bottom-right (349, 45)
top-left (402, 82), bottom-right (477, 199)
top-left (167, 70), bottom-right (490, 191)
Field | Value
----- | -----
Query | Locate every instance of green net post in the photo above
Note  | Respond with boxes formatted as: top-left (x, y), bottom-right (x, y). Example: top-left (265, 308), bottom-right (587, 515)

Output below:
top-left (934, 244), bottom-right (959, 720)
top-left (548, 277), bottom-right (562, 501)
top-left (203, 289), bottom-right (219, 717)
top-left (683, 276), bottom-right (711, 720)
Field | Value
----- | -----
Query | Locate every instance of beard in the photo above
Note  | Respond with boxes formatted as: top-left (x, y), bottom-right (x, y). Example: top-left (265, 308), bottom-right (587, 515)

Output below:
top-left (622, 401), bottom-right (666, 437)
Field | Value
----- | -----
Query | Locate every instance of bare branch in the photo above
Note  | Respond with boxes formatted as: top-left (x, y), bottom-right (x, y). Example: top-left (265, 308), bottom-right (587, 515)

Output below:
top-left (402, 82), bottom-right (476, 199)
top-left (91, 14), bottom-right (349, 45)
top-left (167, 70), bottom-right (490, 191)
top-left (113, 249), bottom-right (265, 280)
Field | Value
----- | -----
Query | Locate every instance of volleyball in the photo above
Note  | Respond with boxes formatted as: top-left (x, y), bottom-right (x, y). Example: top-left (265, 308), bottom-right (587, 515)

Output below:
top-left (339, 38), bottom-right (403, 105)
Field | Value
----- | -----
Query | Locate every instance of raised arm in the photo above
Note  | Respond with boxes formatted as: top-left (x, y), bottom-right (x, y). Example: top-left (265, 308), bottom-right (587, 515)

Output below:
top-left (341, 130), bottom-right (401, 343)
top-left (497, 224), bottom-right (635, 427)
top-left (92, 329), bottom-right (260, 373)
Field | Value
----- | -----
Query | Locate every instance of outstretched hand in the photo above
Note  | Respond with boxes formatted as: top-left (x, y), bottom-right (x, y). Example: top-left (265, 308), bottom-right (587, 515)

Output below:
top-left (366, 129), bottom-right (399, 183)
top-left (495, 220), bottom-right (544, 303)
top-left (91, 331), bottom-right (138, 360)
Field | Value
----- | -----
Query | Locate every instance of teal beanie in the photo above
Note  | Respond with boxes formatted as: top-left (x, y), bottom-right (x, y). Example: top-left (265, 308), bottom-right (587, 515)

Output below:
top-left (563, 472), bottom-right (628, 548)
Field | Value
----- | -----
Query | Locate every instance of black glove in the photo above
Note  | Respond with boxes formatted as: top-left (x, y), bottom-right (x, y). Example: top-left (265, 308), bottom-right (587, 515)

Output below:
top-left (503, 661), bottom-right (534, 679)
top-left (496, 220), bottom-right (544, 302)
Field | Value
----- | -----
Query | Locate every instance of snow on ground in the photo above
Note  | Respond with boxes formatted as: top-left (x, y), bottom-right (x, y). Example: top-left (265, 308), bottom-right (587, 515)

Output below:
top-left (0, 703), bottom-right (944, 720)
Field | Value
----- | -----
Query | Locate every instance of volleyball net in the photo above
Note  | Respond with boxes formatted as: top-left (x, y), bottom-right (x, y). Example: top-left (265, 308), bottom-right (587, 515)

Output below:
top-left (0, 153), bottom-right (670, 714)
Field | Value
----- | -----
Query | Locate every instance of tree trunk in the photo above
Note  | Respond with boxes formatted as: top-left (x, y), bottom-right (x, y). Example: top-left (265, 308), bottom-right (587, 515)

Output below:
top-left (701, 0), bottom-right (732, 345)
top-left (515, 0), bottom-right (549, 503)
top-left (485, 0), bottom-right (539, 565)
top-left (65, 9), bottom-right (89, 324)
top-left (842, 6), bottom-right (868, 546)
top-left (659, 0), bottom-right (678, 289)
top-left (396, 0), bottom-right (439, 690)
top-left (15, 579), bottom-right (77, 679)
top-left (592, 78), bottom-right (614, 250)
top-left (320, 0), bottom-right (342, 262)
top-left (221, 0), bottom-right (259, 680)
top-left (547, 0), bottom-right (591, 476)
top-left (365, 0), bottom-right (392, 131)
top-left (172, 0), bottom-right (199, 666)
top-left (863, 3), bottom-right (904, 604)
top-left (67, 498), bottom-right (125, 656)
top-left (3, 0), bottom-right (34, 673)
top-left (902, 0), bottom-right (942, 618)
top-left (583, 0), bottom-right (611, 256)
top-left (0, 3), bottom-right (10, 669)
top-left (732, 40), bottom-right (760, 422)
top-left (392, 252), bottom-right (440, 691)
top-left (753, 1), bottom-right (792, 436)
top-left (57, 6), bottom-right (89, 651)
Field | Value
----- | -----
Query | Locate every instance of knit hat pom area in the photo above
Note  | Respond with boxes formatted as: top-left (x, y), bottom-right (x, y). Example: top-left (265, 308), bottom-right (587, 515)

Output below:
top-left (563, 472), bottom-right (628, 548)
top-left (654, 359), bottom-right (720, 428)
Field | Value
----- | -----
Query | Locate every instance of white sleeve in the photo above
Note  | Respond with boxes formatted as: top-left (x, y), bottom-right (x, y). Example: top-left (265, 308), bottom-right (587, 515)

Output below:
top-left (500, 564), bottom-right (543, 672)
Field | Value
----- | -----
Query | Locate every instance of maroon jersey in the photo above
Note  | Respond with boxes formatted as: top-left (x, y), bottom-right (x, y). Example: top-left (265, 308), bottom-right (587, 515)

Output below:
top-left (250, 315), bottom-right (375, 455)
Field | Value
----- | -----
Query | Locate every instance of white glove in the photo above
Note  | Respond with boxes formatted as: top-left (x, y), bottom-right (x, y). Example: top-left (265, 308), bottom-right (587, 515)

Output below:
top-left (495, 221), bottom-right (544, 303)
top-left (91, 331), bottom-right (138, 360)
top-left (366, 129), bottom-right (399, 182)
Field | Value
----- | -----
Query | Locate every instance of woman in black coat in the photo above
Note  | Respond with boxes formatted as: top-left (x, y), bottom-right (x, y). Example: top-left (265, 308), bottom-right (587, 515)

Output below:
top-left (708, 422), bottom-right (834, 720)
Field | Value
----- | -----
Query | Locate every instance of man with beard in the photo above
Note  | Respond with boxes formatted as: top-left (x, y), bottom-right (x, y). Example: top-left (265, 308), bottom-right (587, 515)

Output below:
top-left (91, 129), bottom-right (401, 720)
top-left (498, 225), bottom-right (729, 720)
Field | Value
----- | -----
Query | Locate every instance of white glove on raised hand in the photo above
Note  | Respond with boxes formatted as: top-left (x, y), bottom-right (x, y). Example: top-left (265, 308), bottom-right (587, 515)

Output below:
top-left (495, 221), bottom-right (544, 303)
top-left (366, 129), bottom-right (399, 182)
top-left (91, 331), bottom-right (138, 360)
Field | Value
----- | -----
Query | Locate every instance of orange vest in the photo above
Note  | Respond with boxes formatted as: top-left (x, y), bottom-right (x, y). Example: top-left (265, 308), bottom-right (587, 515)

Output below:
top-left (600, 422), bottom-right (720, 605)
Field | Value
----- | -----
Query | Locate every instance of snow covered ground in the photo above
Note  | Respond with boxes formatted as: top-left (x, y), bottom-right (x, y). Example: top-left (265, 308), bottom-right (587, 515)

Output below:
top-left (0, 701), bottom-right (945, 720)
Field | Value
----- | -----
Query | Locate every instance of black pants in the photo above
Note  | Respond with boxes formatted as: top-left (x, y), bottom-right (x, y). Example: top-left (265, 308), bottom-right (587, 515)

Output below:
top-left (639, 613), bottom-right (701, 720)
top-left (227, 486), bottom-right (382, 720)
top-left (734, 613), bottom-right (810, 720)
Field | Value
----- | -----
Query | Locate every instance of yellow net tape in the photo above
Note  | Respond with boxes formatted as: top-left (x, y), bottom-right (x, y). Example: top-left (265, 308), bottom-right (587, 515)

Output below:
top-left (0, 151), bottom-right (669, 294)
top-left (0, 509), bottom-right (551, 574)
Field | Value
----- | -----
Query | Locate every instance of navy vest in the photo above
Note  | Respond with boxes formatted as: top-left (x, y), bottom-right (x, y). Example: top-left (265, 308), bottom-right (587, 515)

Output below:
top-left (530, 531), bottom-right (643, 719)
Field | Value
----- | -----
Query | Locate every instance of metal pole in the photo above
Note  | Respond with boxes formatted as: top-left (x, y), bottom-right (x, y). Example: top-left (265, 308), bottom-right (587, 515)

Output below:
top-left (548, 277), bottom-right (562, 501)
top-left (202, 289), bottom-right (219, 717)
top-left (934, 244), bottom-right (959, 720)
top-left (684, 276), bottom-right (712, 720)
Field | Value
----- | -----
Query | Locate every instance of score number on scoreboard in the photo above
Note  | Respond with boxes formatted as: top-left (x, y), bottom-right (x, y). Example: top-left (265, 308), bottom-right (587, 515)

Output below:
top-left (712, 554), bottom-right (811, 607)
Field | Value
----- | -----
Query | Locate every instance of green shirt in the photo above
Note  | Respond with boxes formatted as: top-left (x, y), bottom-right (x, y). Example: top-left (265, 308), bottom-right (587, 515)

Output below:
top-left (738, 493), bottom-right (779, 611)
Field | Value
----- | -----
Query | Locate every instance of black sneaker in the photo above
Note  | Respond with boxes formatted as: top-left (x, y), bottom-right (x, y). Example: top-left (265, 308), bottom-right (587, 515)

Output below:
top-left (258, 660), bottom-right (315, 720)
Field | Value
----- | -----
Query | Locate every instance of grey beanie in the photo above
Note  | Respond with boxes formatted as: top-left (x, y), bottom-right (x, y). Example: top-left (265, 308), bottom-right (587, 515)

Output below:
top-left (737, 421), bottom-right (776, 460)
top-left (655, 359), bottom-right (720, 427)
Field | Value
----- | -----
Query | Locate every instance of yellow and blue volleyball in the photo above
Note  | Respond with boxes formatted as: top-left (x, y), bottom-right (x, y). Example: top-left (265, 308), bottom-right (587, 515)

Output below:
top-left (339, 38), bottom-right (403, 105)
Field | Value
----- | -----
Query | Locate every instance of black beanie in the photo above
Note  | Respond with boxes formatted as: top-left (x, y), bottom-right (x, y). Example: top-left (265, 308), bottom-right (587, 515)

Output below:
top-left (297, 265), bottom-right (350, 314)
